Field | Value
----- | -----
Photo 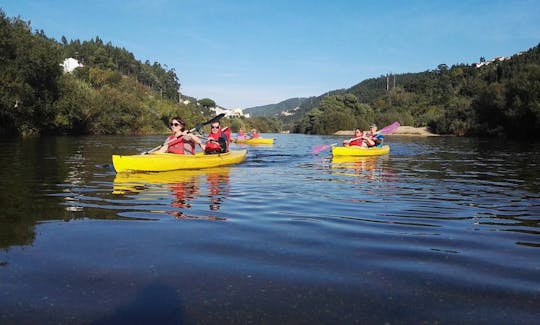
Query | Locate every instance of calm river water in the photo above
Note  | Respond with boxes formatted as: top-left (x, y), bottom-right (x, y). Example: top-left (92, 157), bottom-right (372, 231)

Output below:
top-left (0, 133), bottom-right (539, 324)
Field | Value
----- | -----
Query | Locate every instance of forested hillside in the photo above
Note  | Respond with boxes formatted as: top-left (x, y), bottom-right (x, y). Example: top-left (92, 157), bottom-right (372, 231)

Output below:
top-left (287, 43), bottom-right (540, 139)
top-left (244, 97), bottom-right (309, 118)
top-left (0, 10), bottom-right (207, 136)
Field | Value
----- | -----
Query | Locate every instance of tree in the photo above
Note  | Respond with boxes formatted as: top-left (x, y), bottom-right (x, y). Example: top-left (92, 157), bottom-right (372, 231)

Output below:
top-left (0, 11), bottom-right (62, 135)
top-left (197, 98), bottom-right (216, 109)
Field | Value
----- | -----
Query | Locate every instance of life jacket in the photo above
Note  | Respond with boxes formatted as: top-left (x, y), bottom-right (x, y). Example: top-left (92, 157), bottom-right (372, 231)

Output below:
top-left (167, 134), bottom-right (195, 154)
top-left (205, 127), bottom-right (231, 154)
top-left (349, 137), bottom-right (365, 147)
top-left (205, 141), bottom-right (222, 154)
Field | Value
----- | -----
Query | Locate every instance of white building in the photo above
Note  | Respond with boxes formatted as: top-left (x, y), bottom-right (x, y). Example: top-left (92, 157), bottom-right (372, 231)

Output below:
top-left (61, 58), bottom-right (83, 73)
top-left (210, 106), bottom-right (248, 118)
top-left (475, 56), bottom-right (510, 68)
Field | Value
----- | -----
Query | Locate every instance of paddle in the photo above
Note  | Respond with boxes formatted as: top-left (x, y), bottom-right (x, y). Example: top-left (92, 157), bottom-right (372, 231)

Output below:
top-left (312, 121), bottom-right (400, 155)
top-left (311, 143), bottom-right (338, 155)
top-left (378, 121), bottom-right (400, 135)
top-left (142, 113), bottom-right (226, 154)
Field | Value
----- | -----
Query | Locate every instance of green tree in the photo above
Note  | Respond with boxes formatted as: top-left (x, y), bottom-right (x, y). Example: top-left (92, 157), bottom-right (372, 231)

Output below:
top-left (0, 11), bottom-right (62, 135)
top-left (198, 98), bottom-right (216, 109)
top-left (503, 64), bottom-right (540, 138)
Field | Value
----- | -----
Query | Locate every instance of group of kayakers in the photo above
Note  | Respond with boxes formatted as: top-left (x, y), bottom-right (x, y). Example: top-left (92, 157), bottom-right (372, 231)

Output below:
top-left (159, 116), bottom-right (384, 155)
top-left (157, 117), bottom-right (230, 155)
top-left (342, 124), bottom-right (384, 148)
top-left (236, 128), bottom-right (259, 140)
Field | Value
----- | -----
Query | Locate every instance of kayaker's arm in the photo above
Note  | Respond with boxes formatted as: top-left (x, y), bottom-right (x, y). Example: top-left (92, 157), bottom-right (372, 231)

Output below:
top-left (185, 133), bottom-right (205, 151)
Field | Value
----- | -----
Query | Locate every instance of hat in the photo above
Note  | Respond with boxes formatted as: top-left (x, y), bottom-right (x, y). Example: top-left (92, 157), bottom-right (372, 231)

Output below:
top-left (369, 124), bottom-right (377, 128)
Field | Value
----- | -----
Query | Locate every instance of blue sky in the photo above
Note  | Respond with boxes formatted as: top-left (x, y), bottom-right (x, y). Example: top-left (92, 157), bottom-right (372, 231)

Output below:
top-left (3, 0), bottom-right (540, 109)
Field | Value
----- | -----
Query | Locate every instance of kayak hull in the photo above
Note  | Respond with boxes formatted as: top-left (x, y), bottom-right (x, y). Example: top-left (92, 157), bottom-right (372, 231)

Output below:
top-left (332, 145), bottom-right (390, 156)
top-left (112, 150), bottom-right (247, 172)
top-left (233, 138), bottom-right (274, 145)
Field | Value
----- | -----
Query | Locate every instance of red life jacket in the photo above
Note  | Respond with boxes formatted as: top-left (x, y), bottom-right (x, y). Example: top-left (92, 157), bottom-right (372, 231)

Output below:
top-left (349, 137), bottom-right (365, 147)
top-left (205, 127), bottom-right (231, 154)
top-left (167, 134), bottom-right (195, 154)
top-left (205, 141), bottom-right (222, 154)
top-left (222, 127), bottom-right (231, 142)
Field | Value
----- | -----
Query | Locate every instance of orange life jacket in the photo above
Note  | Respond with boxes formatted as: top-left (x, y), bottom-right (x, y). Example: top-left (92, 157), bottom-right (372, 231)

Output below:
top-left (205, 127), bottom-right (231, 154)
top-left (349, 138), bottom-right (364, 147)
top-left (167, 134), bottom-right (195, 154)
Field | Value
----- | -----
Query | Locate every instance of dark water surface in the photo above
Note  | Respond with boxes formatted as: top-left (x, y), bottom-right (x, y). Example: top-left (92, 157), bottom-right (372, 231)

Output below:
top-left (1, 134), bottom-right (539, 324)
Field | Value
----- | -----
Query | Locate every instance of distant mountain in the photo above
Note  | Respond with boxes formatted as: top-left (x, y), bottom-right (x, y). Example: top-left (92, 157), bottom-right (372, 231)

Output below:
top-left (243, 97), bottom-right (310, 117)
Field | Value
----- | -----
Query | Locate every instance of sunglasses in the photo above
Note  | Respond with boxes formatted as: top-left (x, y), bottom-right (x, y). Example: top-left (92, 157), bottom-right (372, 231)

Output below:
top-left (170, 122), bottom-right (182, 127)
top-left (211, 126), bottom-right (220, 129)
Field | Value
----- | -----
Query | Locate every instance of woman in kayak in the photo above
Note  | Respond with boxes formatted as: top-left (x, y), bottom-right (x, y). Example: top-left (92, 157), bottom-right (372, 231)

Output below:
top-left (250, 129), bottom-right (260, 139)
top-left (237, 128), bottom-right (246, 140)
top-left (158, 117), bottom-right (205, 154)
top-left (205, 121), bottom-right (231, 154)
top-left (343, 128), bottom-right (369, 148)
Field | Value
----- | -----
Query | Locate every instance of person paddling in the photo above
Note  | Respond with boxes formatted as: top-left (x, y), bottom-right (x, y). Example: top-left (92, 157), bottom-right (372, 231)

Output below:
top-left (237, 128), bottom-right (246, 140)
top-left (205, 121), bottom-right (231, 154)
top-left (343, 128), bottom-right (369, 148)
top-left (157, 117), bottom-right (205, 154)
top-left (367, 124), bottom-right (384, 147)
top-left (250, 128), bottom-right (260, 139)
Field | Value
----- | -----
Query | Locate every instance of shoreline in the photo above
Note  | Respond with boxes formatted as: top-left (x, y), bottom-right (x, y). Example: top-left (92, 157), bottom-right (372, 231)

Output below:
top-left (334, 126), bottom-right (439, 137)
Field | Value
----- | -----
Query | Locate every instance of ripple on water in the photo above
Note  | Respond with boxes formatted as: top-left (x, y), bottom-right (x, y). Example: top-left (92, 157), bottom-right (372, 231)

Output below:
top-left (2, 135), bottom-right (539, 323)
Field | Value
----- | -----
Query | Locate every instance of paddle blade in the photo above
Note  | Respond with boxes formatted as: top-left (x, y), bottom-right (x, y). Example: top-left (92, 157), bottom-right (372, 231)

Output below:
top-left (206, 113), bottom-right (225, 126)
top-left (312, 144), bottom-right (331, 155)
top-left (380, 121), bottom-right (400, 135)
top-left (190, 113), bottom-right (226, 133)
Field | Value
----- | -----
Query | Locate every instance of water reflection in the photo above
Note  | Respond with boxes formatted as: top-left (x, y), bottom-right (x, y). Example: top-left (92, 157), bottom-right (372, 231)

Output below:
top-left (206, 170), bottom-right (230, 211)
top-left (112, 168), bottom-right (230, 220)
top-left (331, 155), bottom-right (391, 181)
top-left (1, 135), bottom-right (540, 323)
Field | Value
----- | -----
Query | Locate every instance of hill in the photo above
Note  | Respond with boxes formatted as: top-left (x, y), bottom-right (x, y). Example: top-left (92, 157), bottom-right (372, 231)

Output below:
top-left (243, 97), bottom-right (310, 118)
top-left (0, 10), bottom-right (208, 136)
top-left (273, 43), bottom-right (540, 139)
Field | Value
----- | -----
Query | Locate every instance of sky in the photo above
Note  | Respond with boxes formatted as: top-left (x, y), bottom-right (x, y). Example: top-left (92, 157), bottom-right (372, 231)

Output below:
top-left (2, 0), bottom-right (540, 109)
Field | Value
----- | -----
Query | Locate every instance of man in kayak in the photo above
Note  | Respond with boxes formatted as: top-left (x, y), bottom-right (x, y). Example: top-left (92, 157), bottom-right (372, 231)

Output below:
top-left (343, 128), bottom-right (369, 148)
top-left (158, 117), bottom-right (205, 154)
top-left (366, 124), bottom-right (384, 147)
top-left (205, 121), bottom-right (231, 154)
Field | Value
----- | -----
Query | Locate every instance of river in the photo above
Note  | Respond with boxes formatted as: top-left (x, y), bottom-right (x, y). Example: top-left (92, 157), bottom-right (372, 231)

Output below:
top-left (0, 134), bottom-right (539, 324)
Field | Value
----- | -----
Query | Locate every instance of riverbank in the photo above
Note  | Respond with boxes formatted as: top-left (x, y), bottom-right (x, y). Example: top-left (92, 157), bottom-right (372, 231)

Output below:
top-left (334, 126), bottom-right (439, 136)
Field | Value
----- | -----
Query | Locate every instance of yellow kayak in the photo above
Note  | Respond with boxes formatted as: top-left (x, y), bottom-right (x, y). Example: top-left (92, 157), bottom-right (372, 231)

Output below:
top-left (332, 145), bottom-right (390, 156)
top-left (112, 150), bottom-right (247, 172)
top-left (232, 137), bottom-right (274, 145)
